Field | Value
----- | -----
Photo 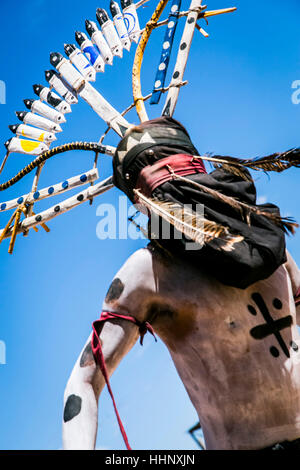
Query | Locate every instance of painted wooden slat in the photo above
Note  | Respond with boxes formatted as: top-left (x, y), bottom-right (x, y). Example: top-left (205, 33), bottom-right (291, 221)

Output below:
top-left (50, 54), bottom-right (130, 136)
top-left (9, 124), bottom-right (57, 144)
top-left (0, 168), bottom-right (99, 212)
top-left (79, 82), bottom-right (130, 136)
top-left (162, 0), bottom-right (203, 116)
top-left (5, 137), bottom-right (49, 156)
top-left (150, 0), bottom-right (182, 105)
top-left (0, 177), bottom-right (113, 240)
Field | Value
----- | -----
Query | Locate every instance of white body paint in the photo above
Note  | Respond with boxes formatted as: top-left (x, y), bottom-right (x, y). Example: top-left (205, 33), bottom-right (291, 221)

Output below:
top-left (63, 247), bottom-right (300, 450)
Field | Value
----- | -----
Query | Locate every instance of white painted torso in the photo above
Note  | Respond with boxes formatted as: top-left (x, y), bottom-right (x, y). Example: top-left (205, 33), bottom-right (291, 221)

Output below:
top-left (103, 246), bottom-right (300, 450)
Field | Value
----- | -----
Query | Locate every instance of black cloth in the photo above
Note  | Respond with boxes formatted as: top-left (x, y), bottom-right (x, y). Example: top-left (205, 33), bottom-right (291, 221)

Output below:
top-left (261, 438), bottom-right (300, 450)
top-left (113, 116), bottom-right (199, 199)
top-left (151, 169), bottom-right (287, 289)
top-left (113, 117), bottom-right (287, 289)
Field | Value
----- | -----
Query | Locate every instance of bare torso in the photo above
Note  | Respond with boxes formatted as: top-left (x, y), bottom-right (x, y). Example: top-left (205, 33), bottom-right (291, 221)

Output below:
top-left (102, 246), bottom-right (300, 450)
top-left (63, 246), bottom-right (300, 450)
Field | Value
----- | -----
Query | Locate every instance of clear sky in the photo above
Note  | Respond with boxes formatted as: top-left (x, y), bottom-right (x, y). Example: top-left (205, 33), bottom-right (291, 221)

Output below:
top-left (0, 0), bottom-right (299, 451)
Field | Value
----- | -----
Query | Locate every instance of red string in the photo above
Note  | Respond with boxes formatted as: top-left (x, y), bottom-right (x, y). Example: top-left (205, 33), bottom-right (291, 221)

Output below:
top-left (91, 311), bottom-right (157, 450)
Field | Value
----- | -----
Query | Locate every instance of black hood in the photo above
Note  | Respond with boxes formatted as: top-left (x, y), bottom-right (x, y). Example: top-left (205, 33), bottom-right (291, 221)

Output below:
top-left (113, 116), bottom-right (199, 200)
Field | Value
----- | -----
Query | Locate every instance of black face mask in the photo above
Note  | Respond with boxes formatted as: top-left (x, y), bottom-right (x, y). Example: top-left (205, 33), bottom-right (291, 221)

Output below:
top-left (113, 116), bottom-right (199, 199)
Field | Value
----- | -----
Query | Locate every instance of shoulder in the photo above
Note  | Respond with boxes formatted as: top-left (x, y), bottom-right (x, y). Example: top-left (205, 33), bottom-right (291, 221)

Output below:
top-left (102, 247), bottom-right (157, 315)
top-left (118, 246), bottom-right (154, 277)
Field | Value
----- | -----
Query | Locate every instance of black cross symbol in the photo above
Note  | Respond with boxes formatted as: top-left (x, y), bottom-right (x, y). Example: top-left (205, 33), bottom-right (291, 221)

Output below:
top-left (248, 292), bottom-right (293, 358)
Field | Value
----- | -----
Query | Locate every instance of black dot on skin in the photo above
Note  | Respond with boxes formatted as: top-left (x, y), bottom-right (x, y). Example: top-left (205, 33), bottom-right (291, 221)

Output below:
top-left (273, 298), bottom-right (283, 310)
top-left (54, 206), bottom-right (60, 213)
top-left (270, 346), bottom-right (280, 358)
top-left (105, 278), bottom-right (125, 303)
top-left (290, 341), bottom-right (299, 352)
top-left (173, 71), bottom-right (180, 79)
top-left (63, 395), bottom-right (82, 423)
top-left (77, 194), bottom-right (84, 202)
top-left (180, 42), bottom-right (187, 50)
top-left (247, 305), bottom-right (257, 316)
top-left (80, 342), bottom-right (95, 368)
top-left (188, 17), bottom-right (195, 23)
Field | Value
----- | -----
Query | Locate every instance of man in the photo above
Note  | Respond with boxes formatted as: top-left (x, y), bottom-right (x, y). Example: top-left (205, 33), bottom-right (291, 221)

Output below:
top-left (63, 117), bottom-right (300, 450)
top-left (63, 246), bottom-right (300, 450)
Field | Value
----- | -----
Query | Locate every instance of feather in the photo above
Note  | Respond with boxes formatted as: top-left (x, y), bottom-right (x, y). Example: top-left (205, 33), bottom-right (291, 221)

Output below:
top-left (134, 189), bottom-right (244, 252)
top-left (195, 148), bottom-right (300, 181)
top-left (128, 214), bottom-right (174, 260)
top-left (165, 167), bottom-right (298, 235)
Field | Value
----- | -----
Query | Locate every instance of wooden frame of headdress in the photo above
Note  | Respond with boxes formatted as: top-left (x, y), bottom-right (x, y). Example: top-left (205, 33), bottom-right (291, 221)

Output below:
top-left (0, 0), bottom-right (237, 253)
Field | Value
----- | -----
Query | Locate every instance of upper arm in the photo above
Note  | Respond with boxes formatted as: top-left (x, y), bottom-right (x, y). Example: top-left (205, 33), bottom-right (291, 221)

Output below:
top-left (98, 248), bottom-right (156, 376)
top-left (102, 247), bottom-right (156, 319)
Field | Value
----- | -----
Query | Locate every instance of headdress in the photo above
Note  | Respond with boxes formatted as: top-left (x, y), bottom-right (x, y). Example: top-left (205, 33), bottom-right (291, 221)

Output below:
top-left (0, 0), bottom-right (298, 257)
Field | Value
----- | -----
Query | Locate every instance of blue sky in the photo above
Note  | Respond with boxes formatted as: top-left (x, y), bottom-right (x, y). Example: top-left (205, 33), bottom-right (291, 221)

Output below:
top-left (0, 0), bottom-right (299, 451)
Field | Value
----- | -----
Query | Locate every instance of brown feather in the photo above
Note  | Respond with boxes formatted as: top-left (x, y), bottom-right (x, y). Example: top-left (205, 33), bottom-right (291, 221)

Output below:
top-left (165, 168), bottom-right (298, 235)
top-left (195, 148), bottom-right (300, 180)
top-left (134, 189), bottom-right (244, 252)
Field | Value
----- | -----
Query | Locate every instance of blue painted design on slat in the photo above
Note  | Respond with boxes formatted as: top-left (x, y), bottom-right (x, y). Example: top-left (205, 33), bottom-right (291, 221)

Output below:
top-left (76, 51), bottom-right (91, 70)
top-left (150, 0), bottom-right (182, 105)
top-left (83, 45), bottom-right (101, 66)
top-left (124, 13), bottom-right (136, 34)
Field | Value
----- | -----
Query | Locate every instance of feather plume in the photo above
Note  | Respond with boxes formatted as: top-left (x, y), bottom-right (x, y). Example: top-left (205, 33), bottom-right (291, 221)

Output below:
top-left (166, 168), bottom-right (298, 235)
top-left (196, 148), bottom-right (300, 181)
top-left (134, 189), bottom-right (244, 252)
